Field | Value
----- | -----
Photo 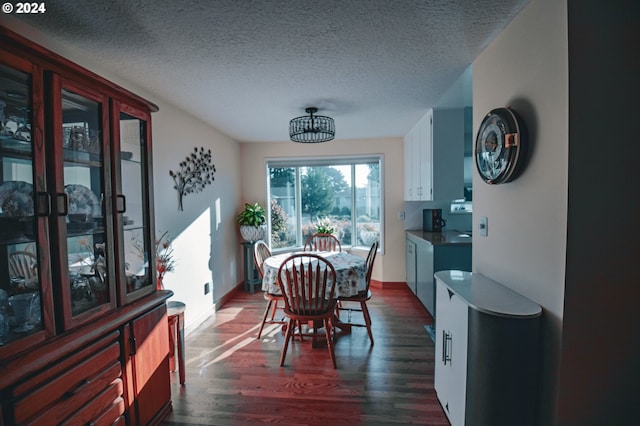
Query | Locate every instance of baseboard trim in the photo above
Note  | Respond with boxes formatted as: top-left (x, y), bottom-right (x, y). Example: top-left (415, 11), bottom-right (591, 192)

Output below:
top-left (216, 282), bottom-right (244, 311)
top-left (183, 304), bottom-right (216, 337)
top-left (370, 280), bottom-right (408, 290)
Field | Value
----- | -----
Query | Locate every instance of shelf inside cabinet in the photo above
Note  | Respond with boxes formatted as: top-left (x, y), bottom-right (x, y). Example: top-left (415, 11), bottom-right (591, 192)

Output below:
top-left (66, 226), bottom-right (105, 238)
top-left (121, 157), bottom-right (141, 165)
top-left (62, 148), bottom-right (102, 166)
top-left (0, 135), bottom-right (32, 157)
top-left (0, 217), bottom-right (35, 245)
top-left (0, 234), bottom-right (33, 246)
top-left (123, 224), bottom-right (142, 232)
top-left (66, 215), bottom-right (104, 235)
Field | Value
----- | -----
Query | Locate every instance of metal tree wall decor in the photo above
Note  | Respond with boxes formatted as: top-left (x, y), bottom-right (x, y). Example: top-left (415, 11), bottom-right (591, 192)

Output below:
top-left (169, 147), bottom-right (216, 211)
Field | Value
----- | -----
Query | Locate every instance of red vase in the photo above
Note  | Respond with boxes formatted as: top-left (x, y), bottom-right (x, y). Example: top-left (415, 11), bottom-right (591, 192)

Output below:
top-left (157, 276), bottom-right (164, 290)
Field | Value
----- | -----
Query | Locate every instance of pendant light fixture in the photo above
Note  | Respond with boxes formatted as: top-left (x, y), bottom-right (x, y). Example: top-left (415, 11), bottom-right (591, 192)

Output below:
top-left (289, 107), bottom-right (335, 143)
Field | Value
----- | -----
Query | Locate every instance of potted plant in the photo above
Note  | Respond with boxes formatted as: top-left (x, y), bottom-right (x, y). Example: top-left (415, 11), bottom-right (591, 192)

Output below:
top-left (237, 202), bottom-right (266, 242)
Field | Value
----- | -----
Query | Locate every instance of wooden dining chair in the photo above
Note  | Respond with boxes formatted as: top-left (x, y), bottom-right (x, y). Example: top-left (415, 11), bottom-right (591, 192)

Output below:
top-left (303, 233), bottom-right (342, 252)
top-left (336, 240), bottom-right (379, 345)
top-left (254, 240), bottom-right (286, 339)
top-left (277, 253), bottom-right (339, 368)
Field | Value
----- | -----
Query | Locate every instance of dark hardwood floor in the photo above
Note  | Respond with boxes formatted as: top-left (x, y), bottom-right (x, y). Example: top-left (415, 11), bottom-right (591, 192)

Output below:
top-left (161, 286), bottom-right (449, 425)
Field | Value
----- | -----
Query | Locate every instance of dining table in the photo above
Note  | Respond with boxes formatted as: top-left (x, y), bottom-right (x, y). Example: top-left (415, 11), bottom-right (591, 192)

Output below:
top-left (261, 250), bottom-right (367, 298)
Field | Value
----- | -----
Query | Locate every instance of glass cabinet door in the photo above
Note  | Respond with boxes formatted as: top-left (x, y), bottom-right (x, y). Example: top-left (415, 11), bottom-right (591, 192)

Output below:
top-left (50, 76), bottom-right (116, 328)
top-left (0, 54), bottom-right (52, 355)
top-left (111, 101), bottom-right (155, 304)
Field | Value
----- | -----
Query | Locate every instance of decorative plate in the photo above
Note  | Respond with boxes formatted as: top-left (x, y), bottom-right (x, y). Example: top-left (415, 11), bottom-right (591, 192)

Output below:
top-left (475, 107), bottom-right (527, 184)
top-left (64, 184), bottom-right (102, 216)
top-left (0, 181), bottom-right (34, 216)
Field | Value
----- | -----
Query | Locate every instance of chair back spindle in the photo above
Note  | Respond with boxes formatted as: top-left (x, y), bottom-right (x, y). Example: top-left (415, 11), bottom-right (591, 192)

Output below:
top-left (253, 240), bottom-right (271, 279)
top-left (364, 240), bottom-right (379, 290)
top-left (303, 233), bottom-right (342, 252)
top-left (277, 253), bottom-right (338, 367)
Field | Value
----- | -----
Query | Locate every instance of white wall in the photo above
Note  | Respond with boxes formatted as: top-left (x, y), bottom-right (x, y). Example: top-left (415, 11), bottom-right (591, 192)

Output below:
top-left (152, 102), bottom-right (241, 334)
top-left (473, 0), bottom-right (568, 423)
top-left (2, 18), bottom-right (243, 334)
top-left (239, 137), bottom-right (406, 283)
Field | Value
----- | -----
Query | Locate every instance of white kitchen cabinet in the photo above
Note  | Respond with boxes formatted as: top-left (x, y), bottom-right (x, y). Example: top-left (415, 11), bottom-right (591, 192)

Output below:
top-left (403, 125), bottom-right (414, 199)
top-left (403, 108), bottom-right (464, 201)
top-left (434, 280), bottom-right (468, 426)
top-left (434, 270), bottom-right (541, 426)
top-left (406, 231), bottom-right (472, 318)
top-left (404, 112), bottom-right (429, 200)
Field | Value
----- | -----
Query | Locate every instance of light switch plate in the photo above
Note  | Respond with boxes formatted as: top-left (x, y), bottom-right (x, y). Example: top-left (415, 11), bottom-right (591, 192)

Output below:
top-left (479, 216), bottom-right (488, 236)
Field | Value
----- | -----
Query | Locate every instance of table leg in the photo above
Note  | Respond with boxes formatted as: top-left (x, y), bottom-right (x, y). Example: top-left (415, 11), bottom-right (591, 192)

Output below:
top-left (333, 313), bottom-right (352, 334)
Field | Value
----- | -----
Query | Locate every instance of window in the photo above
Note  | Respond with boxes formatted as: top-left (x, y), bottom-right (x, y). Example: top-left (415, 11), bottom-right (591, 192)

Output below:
top-left (267, 156), bottom-right (383, 251)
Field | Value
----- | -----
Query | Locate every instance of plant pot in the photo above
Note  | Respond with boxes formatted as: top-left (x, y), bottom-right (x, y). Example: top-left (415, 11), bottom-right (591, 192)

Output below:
top-left (240, 225), bottom-right (266, 243)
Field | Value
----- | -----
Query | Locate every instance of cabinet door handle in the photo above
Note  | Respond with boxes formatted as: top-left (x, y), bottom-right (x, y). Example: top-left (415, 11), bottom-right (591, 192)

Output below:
top-left (130, 336), bottom-right (137, 356)
top-left (441, 330), bottom-right (447, 364)
top-left (36, 192), bottom-right (51, 216)
top-left (56, 192), bottom-right (68, 216)
top-left (116, 194), bottom-right (126, 214)
top-left (443, 331), bottom-right (452, 365)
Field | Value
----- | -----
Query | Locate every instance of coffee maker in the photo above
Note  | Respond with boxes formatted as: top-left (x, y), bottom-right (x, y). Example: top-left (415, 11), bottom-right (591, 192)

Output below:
top-left (423, 208), bottom-right (446, 232)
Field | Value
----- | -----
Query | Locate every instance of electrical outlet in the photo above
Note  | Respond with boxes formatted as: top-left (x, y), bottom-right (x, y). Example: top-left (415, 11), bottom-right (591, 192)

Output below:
top-left (204, 282), bottom-right (210, 295)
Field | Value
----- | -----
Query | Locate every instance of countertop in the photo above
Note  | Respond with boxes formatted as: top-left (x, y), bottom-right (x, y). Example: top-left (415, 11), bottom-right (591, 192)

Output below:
top-left (406, 229), bottom-right (473, 245)
top-left (434, 270), bottom-right (541, 318)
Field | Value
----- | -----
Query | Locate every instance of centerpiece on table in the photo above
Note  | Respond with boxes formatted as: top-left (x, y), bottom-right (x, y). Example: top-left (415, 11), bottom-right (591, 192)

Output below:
top-left (237, 202), bottom-right (266, 243)
top-left (314, 217), bottom-right (335, 235)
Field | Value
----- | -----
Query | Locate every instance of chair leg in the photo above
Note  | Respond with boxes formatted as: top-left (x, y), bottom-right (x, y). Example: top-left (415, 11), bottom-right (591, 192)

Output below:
top-left (257, 299), bottom-right (274, 339)
top-left (361, 301), bottom-right (374, 346)
top-left (269, 299), bottom-right (279, 321)
top-left (324, 317), bottom-right (337, 368)
top-left (289, 320), bottom-right (303, 341)
top-left (279, 318), bottom-right (295, 367)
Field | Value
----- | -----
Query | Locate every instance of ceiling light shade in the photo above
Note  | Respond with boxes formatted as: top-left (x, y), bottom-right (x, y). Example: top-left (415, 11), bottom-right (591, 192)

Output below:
top-left (289, 107), bottom-right (335, 143)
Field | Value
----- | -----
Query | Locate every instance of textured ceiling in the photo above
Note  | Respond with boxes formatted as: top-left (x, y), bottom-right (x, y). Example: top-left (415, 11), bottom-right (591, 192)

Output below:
top-left (7, 0), bottom-right (528, 142)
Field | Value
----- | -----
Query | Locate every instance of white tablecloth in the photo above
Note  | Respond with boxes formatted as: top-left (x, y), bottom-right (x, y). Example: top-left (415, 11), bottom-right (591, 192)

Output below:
top-left (261, 251), bottom-right (366, 298)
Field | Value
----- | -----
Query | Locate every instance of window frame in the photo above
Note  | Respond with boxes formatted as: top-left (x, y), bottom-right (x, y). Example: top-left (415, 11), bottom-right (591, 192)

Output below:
top-left (265, 154), bottom-right (384, 253)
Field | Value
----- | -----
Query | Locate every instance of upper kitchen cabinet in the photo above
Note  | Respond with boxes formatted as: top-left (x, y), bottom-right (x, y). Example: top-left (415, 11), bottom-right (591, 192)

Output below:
top-left (404, 108), bottom-right (465, 201)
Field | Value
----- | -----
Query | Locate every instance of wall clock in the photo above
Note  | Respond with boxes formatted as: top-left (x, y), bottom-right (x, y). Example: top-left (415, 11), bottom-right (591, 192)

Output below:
top-left (475, 107), bottom-right (527, 184)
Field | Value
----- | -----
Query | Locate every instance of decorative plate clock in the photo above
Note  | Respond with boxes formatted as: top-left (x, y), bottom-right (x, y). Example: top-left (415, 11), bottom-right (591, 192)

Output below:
top-left (475, 107), bottom-right (527, 184)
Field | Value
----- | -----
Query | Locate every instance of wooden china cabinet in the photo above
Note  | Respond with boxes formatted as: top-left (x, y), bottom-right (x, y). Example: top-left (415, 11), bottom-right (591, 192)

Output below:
top-left (0, 27), bottom-right (171, 425)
